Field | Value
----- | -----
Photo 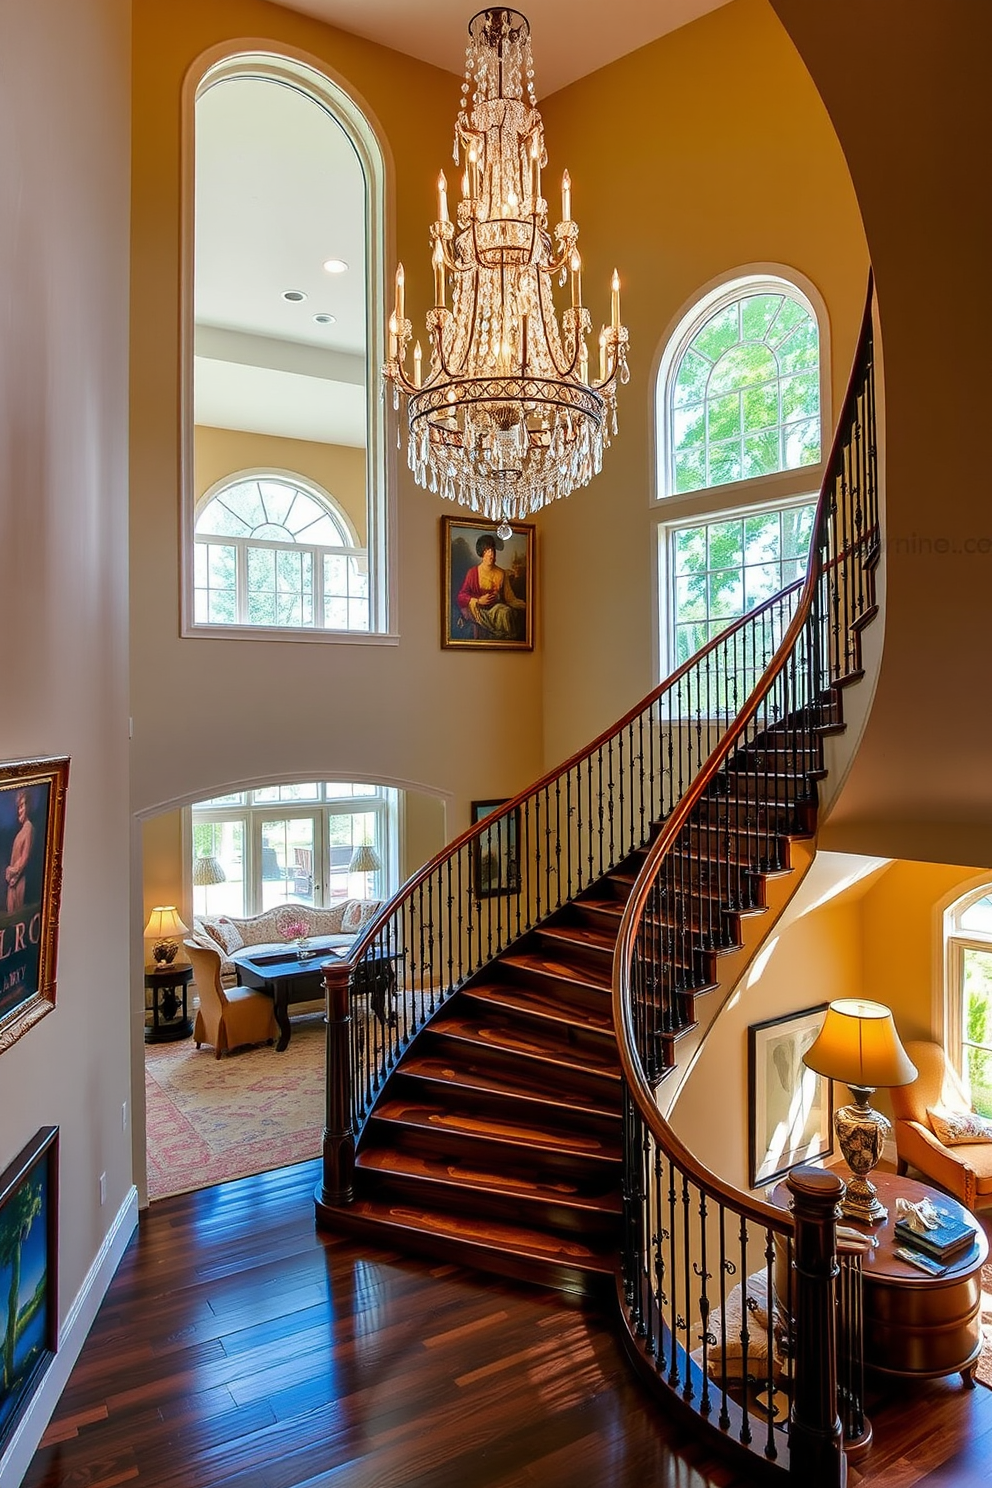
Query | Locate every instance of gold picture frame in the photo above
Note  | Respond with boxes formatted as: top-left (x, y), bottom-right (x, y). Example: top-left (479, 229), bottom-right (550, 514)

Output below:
top-left (0, 757), bottom-right (69, 1055)
top-left (441, 516), bottom-right (534, 650)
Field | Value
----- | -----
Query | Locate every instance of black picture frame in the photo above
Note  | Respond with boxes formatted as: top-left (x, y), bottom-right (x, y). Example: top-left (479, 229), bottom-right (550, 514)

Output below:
top-left (470, 799), bottom-right (521, 898)
top-left (0, 1126), bottom-right (59, 1457)
top-left (748, 1004), bottom-right (833, 1188)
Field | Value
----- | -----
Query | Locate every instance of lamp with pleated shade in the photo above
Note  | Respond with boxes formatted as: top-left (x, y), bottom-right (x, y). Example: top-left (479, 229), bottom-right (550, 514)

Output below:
top-left (349, 844), bottom-right (381, 898)
top-left (143, 905), bottom-right (190, 966)
top-left (803, 999), bottom-right (918, 1223)
top-left (192, 855), bottom-right (226, 887)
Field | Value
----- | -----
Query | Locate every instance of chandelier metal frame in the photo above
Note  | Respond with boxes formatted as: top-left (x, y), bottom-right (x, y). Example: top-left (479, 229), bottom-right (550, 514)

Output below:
top-left (383, 6), bottom-right (629, 534)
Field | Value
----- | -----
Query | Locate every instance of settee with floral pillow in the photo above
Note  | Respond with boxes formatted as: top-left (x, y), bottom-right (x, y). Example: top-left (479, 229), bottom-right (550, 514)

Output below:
top-left (188, 899), bottom-right (381, 986)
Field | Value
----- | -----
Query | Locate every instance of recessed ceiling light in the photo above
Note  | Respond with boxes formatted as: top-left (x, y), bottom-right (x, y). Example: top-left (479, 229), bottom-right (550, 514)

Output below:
top-left (282, 289), bottom-right (307, 302)
top-left (313, 313), bottom-right (336, 325)
top-left (322, 258), bottom-right (348, 275)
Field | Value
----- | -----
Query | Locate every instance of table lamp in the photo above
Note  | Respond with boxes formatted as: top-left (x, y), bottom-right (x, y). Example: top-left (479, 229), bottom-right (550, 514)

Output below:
top-left (143, 905), bottom-right (190, 966)
top-left (802, 999), bottom-right (917, 1223)
top-left (349, 843), bottom-right (381, 899)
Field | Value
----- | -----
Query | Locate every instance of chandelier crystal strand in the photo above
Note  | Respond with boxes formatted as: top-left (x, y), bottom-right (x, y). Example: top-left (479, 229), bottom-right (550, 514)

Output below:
top-left (383, 7), bottom-right (629, 531)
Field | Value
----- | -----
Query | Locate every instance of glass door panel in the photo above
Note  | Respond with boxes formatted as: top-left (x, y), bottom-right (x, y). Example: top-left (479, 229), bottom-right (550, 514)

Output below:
top-left (260, 817), bottom-right (317, 911)
top-left (192, 820), bottom-right (245, 918)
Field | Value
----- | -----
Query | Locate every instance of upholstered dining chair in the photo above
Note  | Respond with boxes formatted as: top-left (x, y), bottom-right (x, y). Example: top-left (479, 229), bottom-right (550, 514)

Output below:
top-left (184, 941), bottom-right (277, 1058)
top-left (889, 1039), bottom-right (992, 1211)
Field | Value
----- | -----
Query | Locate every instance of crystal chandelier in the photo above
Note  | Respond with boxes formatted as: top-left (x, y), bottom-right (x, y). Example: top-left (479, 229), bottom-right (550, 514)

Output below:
top-left (384, 7), bottom-right (629, 537)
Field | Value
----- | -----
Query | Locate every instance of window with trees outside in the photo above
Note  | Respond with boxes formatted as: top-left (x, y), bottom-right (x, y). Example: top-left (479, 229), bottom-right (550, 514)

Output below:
top-left (190, 781), bottom-right (395, 920)
top-left (194, 474), bottom-right (369, 632)
top-left (944, 887), bottom-right (992, 1117)
top-left (655, 275), bottom-right (826, 675)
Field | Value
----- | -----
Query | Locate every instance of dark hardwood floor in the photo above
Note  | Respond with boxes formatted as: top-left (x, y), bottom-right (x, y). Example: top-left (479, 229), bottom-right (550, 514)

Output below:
top-left (21, 1160), bottom-right (992, 1488)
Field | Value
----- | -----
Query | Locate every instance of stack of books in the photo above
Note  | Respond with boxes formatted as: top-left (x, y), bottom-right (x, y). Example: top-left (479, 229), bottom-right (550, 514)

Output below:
top-left (893, 1208), bottom-right (978, 1263)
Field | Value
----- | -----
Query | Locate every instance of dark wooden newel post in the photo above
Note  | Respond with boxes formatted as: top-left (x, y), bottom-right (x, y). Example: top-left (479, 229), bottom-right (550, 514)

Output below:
top-left (786, 1164), bottom-right (846, 1488)
top-left (314, 956), bottom-right (355, 1220)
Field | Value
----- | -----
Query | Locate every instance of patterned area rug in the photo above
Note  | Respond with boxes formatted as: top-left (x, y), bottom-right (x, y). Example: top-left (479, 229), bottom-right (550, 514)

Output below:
top-left (978, 1218), bottom-right (992, 1389)
top-left (144, 1014), bottom-right (325, 1201)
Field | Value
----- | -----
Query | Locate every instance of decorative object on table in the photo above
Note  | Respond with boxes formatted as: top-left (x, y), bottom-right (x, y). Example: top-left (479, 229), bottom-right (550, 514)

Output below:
top-left (0, 1126), bottom-right (58, 1457)
top-left (348, 843), bottom-right (381, 901)
top-left (893, 1195), bottom-right (977, 1262)
top-left (143, 905), bottom-right (190, 966)
top-left (442, 516), bottom-right (534, 650)
top-left (802, 998), bottom-right (918, 1223)
top-left (383, 7), bottom-right (629, 538)
top-left (276, 910), bottom-right (314, 960)
top-left (748, 1004), bottom-right (833, 1188)
top-left (0, 757), bottom-right (69, 1057)
top-left (471, 798), bottom-right (521, 900)
top-left (192, 854), bottom-right (226, 887)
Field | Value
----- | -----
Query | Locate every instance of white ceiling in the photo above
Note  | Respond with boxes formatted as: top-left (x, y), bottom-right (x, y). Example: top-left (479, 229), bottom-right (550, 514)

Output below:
top-left (195, 2), bottom-right (732, 448)
top-left (267, 0), bottom-right (733, 96)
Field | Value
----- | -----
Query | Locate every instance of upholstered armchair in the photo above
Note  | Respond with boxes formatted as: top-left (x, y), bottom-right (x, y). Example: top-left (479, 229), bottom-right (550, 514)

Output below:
top-left (184, 941), bottom-right (277, 1058)
top-left (889, 1039), bottom-right (992, 1211)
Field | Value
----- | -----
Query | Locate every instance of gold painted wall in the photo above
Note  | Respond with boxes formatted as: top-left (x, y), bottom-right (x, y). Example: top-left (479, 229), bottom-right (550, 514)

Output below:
top-left (194, 426), bottom-right (368, 540)
top-left (537, 0), bottom-right (870, 763)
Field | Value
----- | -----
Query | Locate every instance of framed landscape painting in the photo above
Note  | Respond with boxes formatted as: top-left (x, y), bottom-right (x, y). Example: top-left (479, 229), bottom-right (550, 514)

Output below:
top-left (441, 517), bottom-right (534, 650)
top-left (0, 1127), bottom-right (58, 1458)
top-left (471, 799), bottom-right (521, 899)
top-left (0, 757), bottom-right (69, 1056)
top-left (748, 1004), bottom-right (832, 1188)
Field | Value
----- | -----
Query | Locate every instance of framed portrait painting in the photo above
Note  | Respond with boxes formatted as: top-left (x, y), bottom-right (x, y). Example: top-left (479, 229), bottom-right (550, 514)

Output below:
top-left (0, 757), bottom-right (69, 1056)
top-left (441, 516), bottom-right (534, 650)
top-left (748, 1004), bottom-right (833, 1188)
top-left (471, 799), bottom-right (521, 899)
top-left (0, 1127), bottom-right (58, 1458)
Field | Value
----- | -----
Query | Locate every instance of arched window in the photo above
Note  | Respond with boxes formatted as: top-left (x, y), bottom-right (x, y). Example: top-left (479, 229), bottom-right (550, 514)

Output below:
top-left (185, 54), bottom-right (388, 638)
top-left (194, 472), bottom-right (368, 631)
top-left (655, 273), bottom-right (828, 673)
top-left (944, 886), bottom-right (992, 1117)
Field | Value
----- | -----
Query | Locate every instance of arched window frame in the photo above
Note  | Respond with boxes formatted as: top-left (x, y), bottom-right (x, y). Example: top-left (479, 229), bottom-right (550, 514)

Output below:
top-left (193, 468), bottom-right (369, 632)
top-left (180, 48), bottom-right (395, 644)
top-left (652, 269), bottom-right (830, 679)
top-left (943, 882), bottom-right (992, 1115)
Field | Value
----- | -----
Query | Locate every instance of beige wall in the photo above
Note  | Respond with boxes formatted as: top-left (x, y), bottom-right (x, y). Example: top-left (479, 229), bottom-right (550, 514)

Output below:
top-left (773, 0), bottom-right (992, 868)
top-left (537, 0), bottom-right (870, 762)
top-left (194, 426), bottom-right (368, 541)
top-left (0, 0), bottom-right (132, 1476)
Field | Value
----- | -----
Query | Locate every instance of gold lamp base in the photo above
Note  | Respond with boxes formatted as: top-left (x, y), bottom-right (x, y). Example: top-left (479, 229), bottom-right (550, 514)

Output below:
top-left (835, 1087), bottom-right (890, 1224)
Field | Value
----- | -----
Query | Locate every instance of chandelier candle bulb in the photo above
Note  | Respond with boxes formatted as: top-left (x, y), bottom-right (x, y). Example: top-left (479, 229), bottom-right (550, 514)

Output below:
top-left (611, 269), bottom-right (620, 330)
top-left (413, 342), bottom-right (422, 388)
top-left (599, 329), bottom-right (607, 382)
top-left (437, 170), bottom-right (449, 223)
top-left (432, 238), bottom-right (445, 306)
top-left (530, 135), bottom-right (540, 198)
top-left (562, 168), bottom-right (571, 222)
top-left (388, 312), bottom-right (398, 361)
top-left (570, 250), bottom-right (582, 309)
top-left (579, 341), bottom-right (588, 383)
top-left (394, 263), bottom-right (405, 324)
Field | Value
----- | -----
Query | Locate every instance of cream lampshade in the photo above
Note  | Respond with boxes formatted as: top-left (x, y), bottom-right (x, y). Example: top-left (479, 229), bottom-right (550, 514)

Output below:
top-left (143, 905), bottom-right (190, 966)
top-left (803, 999), bottom-right (918, 1223)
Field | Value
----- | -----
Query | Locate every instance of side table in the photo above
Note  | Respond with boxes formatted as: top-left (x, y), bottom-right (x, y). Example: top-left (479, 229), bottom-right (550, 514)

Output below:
top-left (771, 1170), bottom-right (988, 1385)
top-left (144, 963), bottom-right (194, 1043)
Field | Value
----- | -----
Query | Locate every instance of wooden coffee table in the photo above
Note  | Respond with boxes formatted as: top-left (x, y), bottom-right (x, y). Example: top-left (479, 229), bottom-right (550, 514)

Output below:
top-left (772, 1171), bottom-right (988, 1385)
top-left (231, 948), bottom-right (344, 1052)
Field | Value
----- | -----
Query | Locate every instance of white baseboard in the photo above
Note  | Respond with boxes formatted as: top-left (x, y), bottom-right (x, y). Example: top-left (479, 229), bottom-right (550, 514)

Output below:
top-left (0, 1185), bottom-right (138, 1488)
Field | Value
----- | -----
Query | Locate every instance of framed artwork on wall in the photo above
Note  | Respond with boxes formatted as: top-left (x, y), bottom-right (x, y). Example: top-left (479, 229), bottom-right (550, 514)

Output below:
top-left (0, 758), bottom-right (69, 1057)
top-left (441, 516), bottom-right (534, 650)
top-left (748, 1004), bottom-right (833, 1188)
top-left (0, 1126), bottom-right (59, 1458)
top-left (471, 799), bottom-right (521, 899)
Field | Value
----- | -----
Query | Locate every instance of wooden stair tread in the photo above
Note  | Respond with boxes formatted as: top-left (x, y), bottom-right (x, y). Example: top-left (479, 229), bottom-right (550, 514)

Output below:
top-left (345, 1198), bottom-right (618, 1273)
top-left (371, 1098), bottom-right (622, 1162)
top-left (464, 979), bottom-right (613, 1032)
top-left (431, 1012), bottom-right (621, 1079)
top-left (535, 921), bottom-right (618, 954)
top-left (499, 950), bottom-right (612, 991)
top-left (398, 1052), bottom-right (620, 1118)
top-left (356, 1147), bottom-right (623, 1212)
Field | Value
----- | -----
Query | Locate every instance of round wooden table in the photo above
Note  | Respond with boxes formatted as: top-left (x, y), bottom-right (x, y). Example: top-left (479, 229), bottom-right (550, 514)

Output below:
top-left (772, 1171), bottom-right (988, 1385)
